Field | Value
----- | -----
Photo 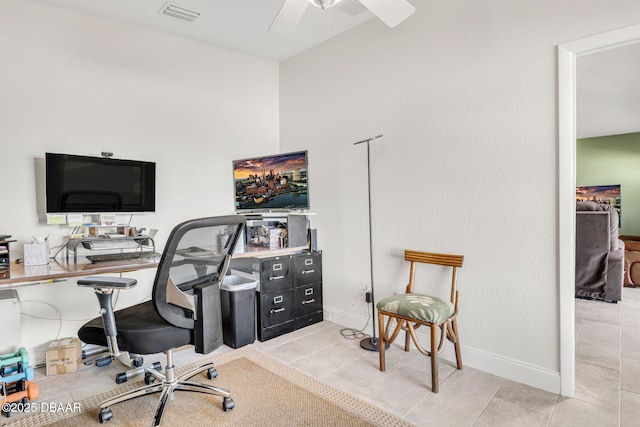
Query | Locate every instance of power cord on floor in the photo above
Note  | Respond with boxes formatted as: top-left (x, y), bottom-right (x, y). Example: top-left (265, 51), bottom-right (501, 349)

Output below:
top-left (340, 327), bottom-right (369, 340)
top-left (339, 288), bottom-right (372, 341)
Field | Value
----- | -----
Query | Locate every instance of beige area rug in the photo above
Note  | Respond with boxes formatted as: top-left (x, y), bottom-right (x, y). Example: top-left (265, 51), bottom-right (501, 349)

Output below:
top-left (3, 346), bottom-right (411, 427)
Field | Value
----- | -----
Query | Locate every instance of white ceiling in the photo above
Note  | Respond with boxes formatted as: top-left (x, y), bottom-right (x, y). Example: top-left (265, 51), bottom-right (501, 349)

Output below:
top-left (27, 0), bottom-right (376, 62)
top-left (25, 0), bottom-right (640, 139)
top-left (577, 42), bottom-right (640, 139)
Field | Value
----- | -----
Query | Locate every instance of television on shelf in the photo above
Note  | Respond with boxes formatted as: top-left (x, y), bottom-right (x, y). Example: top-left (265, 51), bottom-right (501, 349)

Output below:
top-left (232, 150), bottom-right (309, 212)
top-left (45, 153), bottom-right (156, 213)
top-left (576, 184), bottom-right (621, 227)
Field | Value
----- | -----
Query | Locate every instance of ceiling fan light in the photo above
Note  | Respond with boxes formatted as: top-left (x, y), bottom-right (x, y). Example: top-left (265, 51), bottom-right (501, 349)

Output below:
top-left (308, 0), bottom-right (344, 10)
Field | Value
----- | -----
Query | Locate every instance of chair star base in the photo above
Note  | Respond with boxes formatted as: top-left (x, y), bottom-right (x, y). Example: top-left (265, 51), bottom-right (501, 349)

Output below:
top-left (97, 350), bottom-right (233, 426)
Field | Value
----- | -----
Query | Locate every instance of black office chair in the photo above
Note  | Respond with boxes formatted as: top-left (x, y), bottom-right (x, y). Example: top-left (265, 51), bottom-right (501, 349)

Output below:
top-left (77, 215), bottom-right (246, 426)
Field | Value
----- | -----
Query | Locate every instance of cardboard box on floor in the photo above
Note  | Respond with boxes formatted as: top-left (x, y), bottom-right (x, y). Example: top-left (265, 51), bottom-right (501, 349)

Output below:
top-left (45, 337), bottom-right (82, 376)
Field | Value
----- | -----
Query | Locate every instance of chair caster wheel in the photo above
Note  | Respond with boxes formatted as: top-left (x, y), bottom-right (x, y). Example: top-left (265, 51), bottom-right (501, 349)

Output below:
top-left (206, 367), bottom-right (218, 380)
top-left (115, 372), bottom-right (128, 384)
top-left (95, 356), bottom-right (112, 367)
top-left (99, 408), bottom-right (113, 423)
top-left (144, 372), bottom-right (157, 385)
top-left (132, 357), bottom-right (143, 368)
top-left (223, 397), bottom-right (234, 411)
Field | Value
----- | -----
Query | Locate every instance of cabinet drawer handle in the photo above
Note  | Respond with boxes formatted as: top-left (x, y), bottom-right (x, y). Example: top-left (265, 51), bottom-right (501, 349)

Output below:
top-left (301, 269), bottom-right (315, 274)
top-left (269, 275), bottom-right (284, 281)
top-left (302, 299), bottom-right (315, 305)
top-left (270, 308), bottom-right (285, 313)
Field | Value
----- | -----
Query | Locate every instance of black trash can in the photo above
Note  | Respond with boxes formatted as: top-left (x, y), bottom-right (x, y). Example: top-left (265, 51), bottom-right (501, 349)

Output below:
top-left (220, 274), bottom-right (257, 348)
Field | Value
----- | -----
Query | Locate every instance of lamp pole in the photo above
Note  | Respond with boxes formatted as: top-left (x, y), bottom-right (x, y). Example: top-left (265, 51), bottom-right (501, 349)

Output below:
top-left (353, 134), bottom-right (388, 351)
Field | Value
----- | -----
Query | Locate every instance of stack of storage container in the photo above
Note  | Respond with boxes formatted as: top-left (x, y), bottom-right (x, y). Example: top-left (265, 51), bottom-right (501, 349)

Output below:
top-left (0, 347), bottom-right (39, 418)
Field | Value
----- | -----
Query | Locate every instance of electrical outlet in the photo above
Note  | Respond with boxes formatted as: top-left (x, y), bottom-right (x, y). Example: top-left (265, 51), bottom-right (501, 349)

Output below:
top-left (365, 290), bottom-right (372, 303)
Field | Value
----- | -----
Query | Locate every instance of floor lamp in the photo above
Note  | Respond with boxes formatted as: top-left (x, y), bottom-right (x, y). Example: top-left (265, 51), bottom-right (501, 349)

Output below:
top-left (353, 134), bottom-right (389, 352)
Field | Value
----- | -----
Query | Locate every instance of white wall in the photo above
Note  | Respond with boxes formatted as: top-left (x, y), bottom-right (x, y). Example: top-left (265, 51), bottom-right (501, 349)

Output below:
top-left (279, 0), bottom-right (640, 393)
top-left (1, 0), bottom-right (279, 362)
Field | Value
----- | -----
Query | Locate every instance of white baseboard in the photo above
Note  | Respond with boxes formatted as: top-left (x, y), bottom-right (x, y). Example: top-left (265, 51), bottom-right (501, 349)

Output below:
top-left (439, 344), bottom-right (561, 394)
top-left (324, 307), bottom-right (561, 395)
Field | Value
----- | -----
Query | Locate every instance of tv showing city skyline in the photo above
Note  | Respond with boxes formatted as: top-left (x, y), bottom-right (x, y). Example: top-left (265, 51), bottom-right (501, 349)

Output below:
top-left (232, 150), bottom-right (309, 212)
top-left (576, 184), bottom-right (621, 226)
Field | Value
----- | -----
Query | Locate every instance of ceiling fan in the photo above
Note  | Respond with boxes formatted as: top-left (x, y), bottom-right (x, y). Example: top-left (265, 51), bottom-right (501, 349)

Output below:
top-left (269, 0), bottom-right (415, 33)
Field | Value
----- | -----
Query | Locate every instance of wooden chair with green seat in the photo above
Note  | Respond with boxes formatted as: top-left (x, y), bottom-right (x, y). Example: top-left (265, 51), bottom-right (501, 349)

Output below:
top-left (376, 250), bottom-right (464, 393)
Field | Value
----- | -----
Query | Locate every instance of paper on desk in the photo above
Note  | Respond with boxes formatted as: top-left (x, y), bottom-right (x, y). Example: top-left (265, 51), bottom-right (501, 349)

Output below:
top-left (67, 214), bottom-right (83, 227)
top-left (100, 214), bottom-right (117, 226)
top-left (46, 214), bottom-right (66, 225)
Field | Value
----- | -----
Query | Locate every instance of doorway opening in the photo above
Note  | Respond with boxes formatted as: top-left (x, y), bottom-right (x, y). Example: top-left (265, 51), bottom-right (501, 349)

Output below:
top-left (558, 23), bottom-right (640, 396)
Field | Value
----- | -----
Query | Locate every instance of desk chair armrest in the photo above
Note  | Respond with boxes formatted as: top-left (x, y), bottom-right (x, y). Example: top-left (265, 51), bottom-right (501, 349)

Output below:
top-left (193, 279), bottom-right (223, 355)
top-left (78, 276), bottom-right (138, 290)
top-left (78, 276), bottom-right (137, 338)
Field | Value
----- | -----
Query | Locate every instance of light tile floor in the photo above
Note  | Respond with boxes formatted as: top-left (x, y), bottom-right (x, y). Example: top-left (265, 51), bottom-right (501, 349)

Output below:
top-left (8, 287), bottom-right (640, 426)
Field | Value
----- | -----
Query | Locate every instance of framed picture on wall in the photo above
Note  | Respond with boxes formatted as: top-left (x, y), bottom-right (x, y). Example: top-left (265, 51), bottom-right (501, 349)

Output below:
top-left (576, 184), bottom-right (621, 227)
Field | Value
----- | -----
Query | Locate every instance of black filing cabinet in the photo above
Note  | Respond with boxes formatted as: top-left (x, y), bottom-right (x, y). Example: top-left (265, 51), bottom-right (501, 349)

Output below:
top-left (253, 251), bottom-right (323, 341)
top-left (292, 252), bottom-right (323, 329)
top-left (256, 255), bottom-right (294, 341)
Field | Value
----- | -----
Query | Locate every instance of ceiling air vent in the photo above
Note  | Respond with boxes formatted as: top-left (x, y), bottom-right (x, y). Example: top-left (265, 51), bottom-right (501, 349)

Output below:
top-left (159, 2), bottom-right (201, 22)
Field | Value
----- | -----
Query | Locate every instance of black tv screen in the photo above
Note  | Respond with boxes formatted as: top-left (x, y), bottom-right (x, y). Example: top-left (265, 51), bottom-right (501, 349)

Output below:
top-left (45, 153), bottom-right (156, 213)
top-left (233, 150), bottom-right (309, 212)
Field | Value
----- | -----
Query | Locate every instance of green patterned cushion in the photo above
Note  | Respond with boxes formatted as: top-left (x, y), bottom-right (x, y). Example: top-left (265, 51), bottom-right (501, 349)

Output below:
top-left (377, 293), bottom-right (454, 323)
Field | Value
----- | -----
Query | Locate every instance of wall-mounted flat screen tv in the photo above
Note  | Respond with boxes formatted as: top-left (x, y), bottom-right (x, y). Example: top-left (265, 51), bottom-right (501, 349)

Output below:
top-left (576, 184), bottom-right (621, 227)
top-left (233, 150), bottom-right (309, 212)
top-left (45, 153), bottom-right (156, 213)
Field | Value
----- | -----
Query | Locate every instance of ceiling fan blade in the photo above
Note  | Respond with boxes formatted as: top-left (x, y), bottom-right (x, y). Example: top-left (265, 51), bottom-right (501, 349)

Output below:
top-left (358, 0), bottom-right (415, 28)
top-left (269, 0), bottom-right (310, 33)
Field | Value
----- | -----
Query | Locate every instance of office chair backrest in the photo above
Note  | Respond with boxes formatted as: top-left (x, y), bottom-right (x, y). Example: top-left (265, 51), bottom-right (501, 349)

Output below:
top-left (152, 216), bottom-right (245, 339)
